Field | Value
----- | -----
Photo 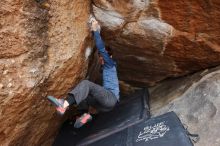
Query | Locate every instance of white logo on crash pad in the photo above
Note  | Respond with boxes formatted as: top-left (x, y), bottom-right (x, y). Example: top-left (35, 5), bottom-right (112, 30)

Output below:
top-left (136, 121), bottom-right (170, 142)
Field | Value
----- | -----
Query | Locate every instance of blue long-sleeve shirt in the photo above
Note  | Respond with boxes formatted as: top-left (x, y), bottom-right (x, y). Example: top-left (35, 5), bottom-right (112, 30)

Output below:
top-left (93, 31), bottom-right (120, 100)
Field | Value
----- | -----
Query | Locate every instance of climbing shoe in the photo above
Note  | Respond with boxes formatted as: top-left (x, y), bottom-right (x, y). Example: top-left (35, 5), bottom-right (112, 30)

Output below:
top-left (74, 113), bottom-right (92, 128)
top-left (47, 96), bottom-right (66, 115)
top-left (55, 106), bottom-right (67, 116)
top-left (88, 15), bottom-right (101, 33)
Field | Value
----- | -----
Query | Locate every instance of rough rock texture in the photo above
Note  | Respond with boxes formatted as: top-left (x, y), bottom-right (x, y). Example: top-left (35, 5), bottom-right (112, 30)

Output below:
top-left (1, 0), bottom-right (220, 145)
top-left (0, 0), bottom-right (92, 145)
top-left (150, 67), bottom-right (220, 146)
top-left (93, 0), bottom-right (220, 86)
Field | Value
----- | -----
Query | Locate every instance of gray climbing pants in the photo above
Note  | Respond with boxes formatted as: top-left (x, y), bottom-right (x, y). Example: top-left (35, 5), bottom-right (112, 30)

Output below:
top-left (68, 80), bottom-right (118, 112)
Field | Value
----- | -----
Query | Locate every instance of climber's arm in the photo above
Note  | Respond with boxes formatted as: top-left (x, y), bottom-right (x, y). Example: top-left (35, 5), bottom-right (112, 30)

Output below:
top-left (93, 31), bottom-right (114, 67)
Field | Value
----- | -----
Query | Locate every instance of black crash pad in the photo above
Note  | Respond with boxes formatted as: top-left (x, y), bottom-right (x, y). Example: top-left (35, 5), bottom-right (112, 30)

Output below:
top-left (89, 112), bottom-right (193, 146)
top-left (53, 89), bottom-right (150, 146)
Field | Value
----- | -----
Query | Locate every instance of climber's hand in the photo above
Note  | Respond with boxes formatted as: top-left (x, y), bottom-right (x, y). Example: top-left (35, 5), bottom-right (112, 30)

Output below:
top-left (91, 20), bottom-right (99, 31)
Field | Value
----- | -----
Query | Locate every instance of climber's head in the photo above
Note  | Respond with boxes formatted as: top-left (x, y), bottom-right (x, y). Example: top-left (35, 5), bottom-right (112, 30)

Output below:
top-left (98, 46), bottom-right (113, 65)
top-left (105, 46), bottom-right (113, 58)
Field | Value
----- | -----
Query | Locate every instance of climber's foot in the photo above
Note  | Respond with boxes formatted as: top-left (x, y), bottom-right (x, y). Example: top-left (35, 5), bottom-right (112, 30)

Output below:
top-left (47, 96), bottom-right (67, 115)
top-left (74, 113), bottom-right (92, 128)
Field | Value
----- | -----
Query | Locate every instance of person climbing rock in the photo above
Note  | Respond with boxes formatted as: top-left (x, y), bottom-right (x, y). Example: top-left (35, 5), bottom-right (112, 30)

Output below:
top-left (47, 16), bottom-right (120, 128)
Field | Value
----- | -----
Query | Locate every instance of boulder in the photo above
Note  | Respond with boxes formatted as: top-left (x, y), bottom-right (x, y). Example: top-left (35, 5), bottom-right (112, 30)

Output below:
top-left (0, 0), bottom-right (92, 145)
top-left (150, 67), bottom-right (220, 146)
top-left (93, 0), bottom-right (220, 86)
top-left (1, 0), bottom-right (220, 145)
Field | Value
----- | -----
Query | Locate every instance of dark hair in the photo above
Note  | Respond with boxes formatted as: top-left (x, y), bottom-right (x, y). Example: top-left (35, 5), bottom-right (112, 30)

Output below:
top-left (105, 46), bottom-right (113, 56)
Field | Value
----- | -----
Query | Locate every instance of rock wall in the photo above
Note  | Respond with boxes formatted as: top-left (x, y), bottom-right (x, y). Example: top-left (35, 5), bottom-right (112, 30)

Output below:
top-left (1, 0), bottom-right (220, 145)
top-left (0, 0), bottom-right (92, 145)
top-left (150, 66), bottom-right (220, 146)
top-left (92, 0), bottom-right (220, 86)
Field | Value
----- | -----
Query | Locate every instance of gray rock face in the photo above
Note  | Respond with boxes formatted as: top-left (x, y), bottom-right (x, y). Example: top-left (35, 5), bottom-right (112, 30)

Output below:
top-left (151, 68), bottom-right (220, 146)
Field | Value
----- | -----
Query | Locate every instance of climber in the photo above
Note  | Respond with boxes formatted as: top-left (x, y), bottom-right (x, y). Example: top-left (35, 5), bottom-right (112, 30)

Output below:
top-left (47, 16), bottom-right (120, 128)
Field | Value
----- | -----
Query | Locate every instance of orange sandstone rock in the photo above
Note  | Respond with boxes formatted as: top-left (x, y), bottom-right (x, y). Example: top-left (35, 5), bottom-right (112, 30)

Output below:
top-left (93, 0), bottom-right (220, 86)
top-left (0, 0), bottom-right (92, 145)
